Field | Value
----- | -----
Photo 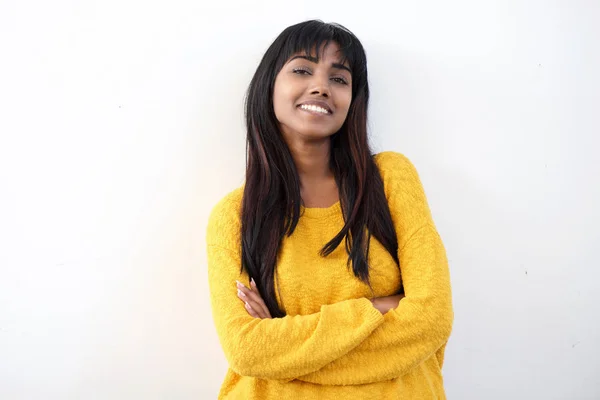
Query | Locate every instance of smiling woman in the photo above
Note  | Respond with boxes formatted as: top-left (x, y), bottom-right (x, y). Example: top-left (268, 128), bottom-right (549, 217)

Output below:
top-left (273, 43), bottom-right (352, 141)
top-left (206, 19), bottom-right (453, 399)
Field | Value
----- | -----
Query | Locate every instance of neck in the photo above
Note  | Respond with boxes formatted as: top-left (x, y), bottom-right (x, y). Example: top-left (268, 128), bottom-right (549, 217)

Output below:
top-left (286, 139), bottom-right (333, 184)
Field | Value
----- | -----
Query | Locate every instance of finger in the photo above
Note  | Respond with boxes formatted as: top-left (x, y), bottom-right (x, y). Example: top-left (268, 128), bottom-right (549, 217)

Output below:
top-left (244, 301), bottom-right (259, 318)
top-left (236, 281), bottom-right (254, 302)
top-left (237, 284), bottom-right (258, 304)
top-left (237, 287), bottom-right (268, 318)
top-left (243, 289), bottom-right (271, 318)
top-left (239, 281), bottom-right (271, 318)
top-left (245, 284), bottom-right (271, 319)
top-left (249, 279), bottom-right (272, 318)
top-left (246, 298), bottom-right (269, 319)
top-left (254, 295), bottom-right (272, 319)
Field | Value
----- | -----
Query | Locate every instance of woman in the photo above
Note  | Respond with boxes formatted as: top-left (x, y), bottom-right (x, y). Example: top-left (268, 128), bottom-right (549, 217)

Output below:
top-left (206, 19), bottom-right (453, 399)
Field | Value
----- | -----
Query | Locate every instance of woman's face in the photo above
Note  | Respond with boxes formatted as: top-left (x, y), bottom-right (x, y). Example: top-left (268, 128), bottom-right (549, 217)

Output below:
top-left (272, 42), bottom-right (352, 142)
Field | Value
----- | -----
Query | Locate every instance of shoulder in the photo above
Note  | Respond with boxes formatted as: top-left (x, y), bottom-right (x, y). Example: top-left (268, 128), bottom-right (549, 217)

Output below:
top-left (209, 185), bottom-right (244, 219)
top-left (373, 151), bottom-right (422, 188)
top-left (373, 151), bottom-right (434, 239)
top-left (206, 185), bottom-right (244, 249)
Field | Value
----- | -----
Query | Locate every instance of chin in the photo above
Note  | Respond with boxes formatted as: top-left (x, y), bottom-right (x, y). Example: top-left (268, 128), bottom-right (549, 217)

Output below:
top-left (295, 123), bottom-right (340, 137)
top-left (297, 129), bottom-right (337, 140)
top-left (278, 119), bottom-right (341, 140)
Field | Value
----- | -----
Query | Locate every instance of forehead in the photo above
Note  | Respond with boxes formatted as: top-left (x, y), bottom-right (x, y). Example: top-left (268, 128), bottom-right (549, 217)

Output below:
top-left (288, 42), bottom-right (349, 66)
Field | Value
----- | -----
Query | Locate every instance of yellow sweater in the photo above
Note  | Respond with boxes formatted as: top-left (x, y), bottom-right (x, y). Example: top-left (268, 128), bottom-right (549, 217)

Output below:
top-left (206, 151), bottom-right (453, 399)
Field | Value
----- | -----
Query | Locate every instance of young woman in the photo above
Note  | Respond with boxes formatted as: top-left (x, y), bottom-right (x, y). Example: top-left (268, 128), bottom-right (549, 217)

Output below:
top-left (206, 19), bottom-right (453, 399)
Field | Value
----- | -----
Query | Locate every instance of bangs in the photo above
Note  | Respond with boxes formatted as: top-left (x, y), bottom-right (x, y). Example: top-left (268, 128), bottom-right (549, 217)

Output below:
top-left (274, 21), bottom-right (364, 77)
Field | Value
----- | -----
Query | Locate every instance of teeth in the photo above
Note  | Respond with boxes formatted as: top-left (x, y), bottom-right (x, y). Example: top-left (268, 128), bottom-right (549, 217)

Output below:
top-left (300, 104), bottom-right (329, 114)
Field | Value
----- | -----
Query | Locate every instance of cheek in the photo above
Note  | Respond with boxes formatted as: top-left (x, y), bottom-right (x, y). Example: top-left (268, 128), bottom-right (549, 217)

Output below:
top-left (337, 91), bottom-right (353, 119)
top-left (272, 79), bottom-right (294, 117)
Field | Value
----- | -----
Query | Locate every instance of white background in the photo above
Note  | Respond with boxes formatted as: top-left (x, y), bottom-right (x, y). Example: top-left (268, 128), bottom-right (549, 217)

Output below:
top-left (1, 1), bottom-right (598, 399)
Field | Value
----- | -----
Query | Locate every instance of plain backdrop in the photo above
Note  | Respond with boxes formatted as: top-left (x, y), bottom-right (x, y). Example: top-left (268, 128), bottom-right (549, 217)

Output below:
top-left (1, 1), bottom-right (598, 399)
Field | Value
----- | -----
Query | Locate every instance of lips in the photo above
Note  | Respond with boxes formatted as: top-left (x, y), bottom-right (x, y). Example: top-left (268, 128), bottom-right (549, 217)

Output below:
top-left (298, 105), bottom-right (330, 117)
top-left (297, 100), bottom-right (333, 114)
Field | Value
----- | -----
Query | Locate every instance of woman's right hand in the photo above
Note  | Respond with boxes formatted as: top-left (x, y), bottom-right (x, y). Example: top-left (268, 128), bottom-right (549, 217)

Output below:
top-left (370, 294), bottom-right (405, 314)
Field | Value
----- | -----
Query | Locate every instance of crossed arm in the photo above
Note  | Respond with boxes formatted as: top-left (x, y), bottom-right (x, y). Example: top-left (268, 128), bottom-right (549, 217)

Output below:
top-left (230, 224), bottom-right (453, 385)
top-left (206, 152), bottom-right (453, 384)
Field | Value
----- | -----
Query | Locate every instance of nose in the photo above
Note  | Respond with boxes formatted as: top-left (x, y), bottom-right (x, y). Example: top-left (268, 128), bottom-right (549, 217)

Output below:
top-left (309, 74), bottom-right (330, 97)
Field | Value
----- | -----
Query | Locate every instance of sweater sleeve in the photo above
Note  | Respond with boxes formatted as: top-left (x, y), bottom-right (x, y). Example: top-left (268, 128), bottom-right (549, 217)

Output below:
top-left (206, 190), bottom-right (385, 381)
top-left (295, 152), bottom-right (454, 385)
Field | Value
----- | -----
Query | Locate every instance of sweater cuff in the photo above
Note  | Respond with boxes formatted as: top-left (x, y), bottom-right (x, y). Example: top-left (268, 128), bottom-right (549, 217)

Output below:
top-left (356, 297), bottom-right (385, 327)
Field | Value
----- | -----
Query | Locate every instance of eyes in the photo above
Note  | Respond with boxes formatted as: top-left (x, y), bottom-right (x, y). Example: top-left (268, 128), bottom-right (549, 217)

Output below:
top-left (292, 67), bottom-right (349, 85)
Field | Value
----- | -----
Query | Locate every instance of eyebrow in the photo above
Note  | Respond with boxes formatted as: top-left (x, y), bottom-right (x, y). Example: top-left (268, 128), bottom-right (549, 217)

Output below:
top-left (288, 55), bottom-right (352, 74)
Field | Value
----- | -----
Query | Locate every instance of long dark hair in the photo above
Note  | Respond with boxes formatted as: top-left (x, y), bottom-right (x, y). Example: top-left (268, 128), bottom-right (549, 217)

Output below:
top-left (241, 20), bottom-right (399, 318)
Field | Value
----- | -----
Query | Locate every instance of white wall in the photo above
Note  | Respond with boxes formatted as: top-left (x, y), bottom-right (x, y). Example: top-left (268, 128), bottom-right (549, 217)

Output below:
top-left (1, 1), bottom-right (598, 399)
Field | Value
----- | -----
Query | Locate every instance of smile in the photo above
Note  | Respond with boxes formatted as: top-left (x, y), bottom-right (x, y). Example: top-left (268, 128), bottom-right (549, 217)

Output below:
top-left (298, 104), bottom-right (331, 115)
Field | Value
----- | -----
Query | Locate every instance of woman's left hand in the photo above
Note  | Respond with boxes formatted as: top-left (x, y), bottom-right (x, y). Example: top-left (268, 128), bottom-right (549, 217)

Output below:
top-left (370, 294), bottom-right (405, 314)
top-left (236, 279), bottom-right (272, 319)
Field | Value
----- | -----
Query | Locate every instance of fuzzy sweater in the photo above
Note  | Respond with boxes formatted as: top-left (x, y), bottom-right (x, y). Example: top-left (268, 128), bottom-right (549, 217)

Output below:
top-left (206, 151), bottom-right (453, 399)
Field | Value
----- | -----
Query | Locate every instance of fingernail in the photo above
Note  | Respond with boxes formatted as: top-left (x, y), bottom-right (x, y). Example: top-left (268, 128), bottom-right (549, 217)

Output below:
top-left (251, 278), bottom-right (256, 286)
top-left (245, 302), bottom-right (250, 308)
top-left (237, 289), bottom-right (245, 297)
top-left (236, 280), bottom-right (244, 288)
